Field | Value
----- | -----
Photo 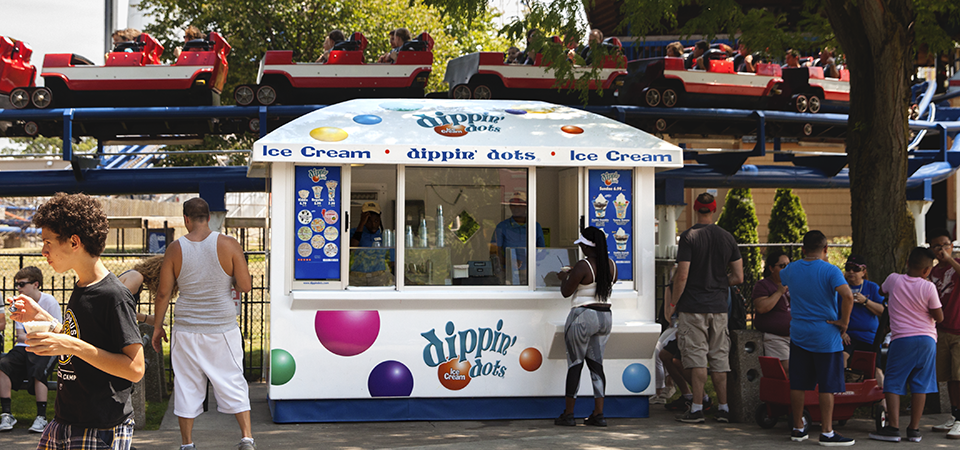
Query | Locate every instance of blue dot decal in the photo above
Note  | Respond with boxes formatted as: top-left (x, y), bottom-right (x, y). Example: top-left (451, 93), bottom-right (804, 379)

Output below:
top-left (353, 115), bottom-right (382, 125)
top-left (379, 101), bottom-right (422, 111)
top-left (622, 363), bottom-right (651, 393)
top-left (505, 109), bottom-right (527, 115)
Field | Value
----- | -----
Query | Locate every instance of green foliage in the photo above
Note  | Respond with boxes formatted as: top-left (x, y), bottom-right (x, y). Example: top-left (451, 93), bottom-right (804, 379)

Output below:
top-left (154, 134), bottom-right (254, 167)
top-left (717, 188), bottom-right (762, 299)
top-left (767, 188), bottom-right (808, 261)
top-left (0, 137), bottom-right (97, 156)
top-left (828, 236), bottom-right (853, 271)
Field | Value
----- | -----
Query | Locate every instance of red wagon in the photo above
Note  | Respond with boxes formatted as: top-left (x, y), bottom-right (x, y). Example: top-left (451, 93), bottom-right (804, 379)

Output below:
top-left (755, 351), bottom-right (885, 430)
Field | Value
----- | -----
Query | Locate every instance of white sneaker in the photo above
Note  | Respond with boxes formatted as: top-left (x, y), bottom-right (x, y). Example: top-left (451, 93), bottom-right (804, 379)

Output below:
top-left (29, 416), bottom-right (47, 433)
top-left (0, 413), bottom-right (16, 431)
top-left (933, 417), bottom-right (957, 432)
top-left (650, 394), bottom-right (667, 405)
top-left (948, 421), bottom-right (960, 440)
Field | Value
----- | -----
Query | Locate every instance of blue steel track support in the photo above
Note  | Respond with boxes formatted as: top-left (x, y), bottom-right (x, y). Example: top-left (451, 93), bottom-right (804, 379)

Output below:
top-left (62, 109), bottom-right (74, 161)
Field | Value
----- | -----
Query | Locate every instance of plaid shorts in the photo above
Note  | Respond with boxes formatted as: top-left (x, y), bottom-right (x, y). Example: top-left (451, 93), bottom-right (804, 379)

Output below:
top-left (37, 417), bottom-right (134, 450)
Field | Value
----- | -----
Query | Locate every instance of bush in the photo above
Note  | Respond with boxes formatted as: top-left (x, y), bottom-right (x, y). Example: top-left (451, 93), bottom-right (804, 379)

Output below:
top-left (717, 188), bottom-right (762, 300)
top-left (767, 188), bottom-right (808, 261)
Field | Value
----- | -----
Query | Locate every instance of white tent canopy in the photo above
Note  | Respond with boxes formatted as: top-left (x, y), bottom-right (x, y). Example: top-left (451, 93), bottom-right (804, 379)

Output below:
top-left (250, 99), bottom-right (682, 170)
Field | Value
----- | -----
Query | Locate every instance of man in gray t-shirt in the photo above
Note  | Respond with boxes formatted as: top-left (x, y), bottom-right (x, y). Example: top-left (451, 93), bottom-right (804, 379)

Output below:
top-left (669, 193), bottom-right (743, 424)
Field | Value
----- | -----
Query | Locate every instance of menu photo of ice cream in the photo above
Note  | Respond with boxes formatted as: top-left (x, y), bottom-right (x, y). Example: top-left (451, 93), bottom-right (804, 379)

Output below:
top-left (593, 193), bottom-right (609, 218)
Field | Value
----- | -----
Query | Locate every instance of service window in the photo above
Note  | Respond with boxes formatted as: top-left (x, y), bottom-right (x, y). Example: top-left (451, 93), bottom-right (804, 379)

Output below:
top-left (405, 166), bottom-right (533, 286)
top-left (347, 166), bottom-right (398, 287)
top-left (535, 167), bottom-right (582, 289)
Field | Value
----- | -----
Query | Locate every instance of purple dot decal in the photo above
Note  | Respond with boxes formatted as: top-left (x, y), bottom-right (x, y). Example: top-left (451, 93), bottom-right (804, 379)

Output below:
top-left (315, 310), bottom-right (380, 356)
top-left (368, 360), bottom-right (414, 397)
top-left (353, 114), bottom-right (382, 125)
top-left (505, 109), bottom-right (527, 115)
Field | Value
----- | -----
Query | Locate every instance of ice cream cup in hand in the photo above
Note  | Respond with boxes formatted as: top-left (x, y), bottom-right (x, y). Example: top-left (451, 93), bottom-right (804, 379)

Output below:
top-left (22, 321), bottom-right (56, 334)
top-left (560, 266), bottom-right (572, 273)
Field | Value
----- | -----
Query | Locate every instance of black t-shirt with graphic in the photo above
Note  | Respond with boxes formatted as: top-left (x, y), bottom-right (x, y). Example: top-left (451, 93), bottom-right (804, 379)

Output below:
top-left (56, 272), bottom-right (142, 428)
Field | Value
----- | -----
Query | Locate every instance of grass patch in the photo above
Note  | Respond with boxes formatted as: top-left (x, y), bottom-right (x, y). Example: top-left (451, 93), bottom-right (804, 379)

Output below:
top-left (145, 398), bottom-right (169, 430)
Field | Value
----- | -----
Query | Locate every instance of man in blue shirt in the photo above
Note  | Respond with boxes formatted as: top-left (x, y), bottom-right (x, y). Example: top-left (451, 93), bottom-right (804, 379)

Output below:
top-left (779, 230), bottom-right (855, 446)
top-left (490, 194), bottom-right (544, 284)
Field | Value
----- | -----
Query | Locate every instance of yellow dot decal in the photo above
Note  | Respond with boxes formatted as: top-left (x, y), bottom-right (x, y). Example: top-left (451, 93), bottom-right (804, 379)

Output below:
top-left (310, 127), bottom-right (348, 142)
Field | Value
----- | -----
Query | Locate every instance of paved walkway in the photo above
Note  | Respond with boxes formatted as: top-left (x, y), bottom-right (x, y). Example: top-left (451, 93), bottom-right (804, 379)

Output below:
top-left (2, 383), bottom-right (958, 449)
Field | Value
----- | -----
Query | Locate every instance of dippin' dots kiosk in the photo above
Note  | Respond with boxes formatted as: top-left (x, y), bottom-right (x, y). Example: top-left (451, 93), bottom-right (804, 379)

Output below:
top-left (249, 99), bottom-right (683, 422)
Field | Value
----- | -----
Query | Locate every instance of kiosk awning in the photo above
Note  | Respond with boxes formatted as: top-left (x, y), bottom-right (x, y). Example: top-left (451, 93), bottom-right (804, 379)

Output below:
top-left (250, 99), bottom-right (682, 172)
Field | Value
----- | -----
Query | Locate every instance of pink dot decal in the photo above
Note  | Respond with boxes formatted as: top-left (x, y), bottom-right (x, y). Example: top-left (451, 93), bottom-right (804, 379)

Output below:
top-left (315, 310), bottom-right (380, 356)
top-left (561, 125), bottom-right (584, 134)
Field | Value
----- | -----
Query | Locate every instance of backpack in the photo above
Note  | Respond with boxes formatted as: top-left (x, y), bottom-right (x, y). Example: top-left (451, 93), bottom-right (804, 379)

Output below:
top-left (728, 286), bottom-right (747, 331)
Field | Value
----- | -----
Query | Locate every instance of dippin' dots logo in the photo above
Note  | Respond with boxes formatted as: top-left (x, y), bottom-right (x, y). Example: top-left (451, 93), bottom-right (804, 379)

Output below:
top-left (601, 171), bottom-right (620, 186)
top-left (308, 168), bottom-right (328, 182)
top-left (415, 111), bottom-right (504, 137)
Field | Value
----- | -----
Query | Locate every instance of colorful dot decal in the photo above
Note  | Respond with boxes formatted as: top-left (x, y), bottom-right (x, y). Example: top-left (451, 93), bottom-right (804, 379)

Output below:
top-left (561, 125), bottom-right (584, 134)
top-left (438, 357), bottom-right (471, 390)
top-left (314, 310), bottom-right (380, 356)
top-left (378, 101), bottom-right (423, 111)
top-left (353, 114), bottom-right (382, 125)
top-left (270, 349), bottom-right (296, 385)
top-left (622, 363), bottom-right (651, 393)
top-left (435, 124), bottom-right (467, 137)
top-left (368, 360), bottom-right (414, 397)
top-left (518, 347), bottom-right (542, 372)
top-left (505, 109), bottom-right (527, 115)
top-left (309, 127), bottom-right (348, 142)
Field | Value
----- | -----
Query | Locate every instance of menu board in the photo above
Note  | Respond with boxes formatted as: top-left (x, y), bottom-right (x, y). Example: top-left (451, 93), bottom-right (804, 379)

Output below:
top-left (588, 170), bottom-right (632, 280)
top-left (294, 166), bottom-right (341, 280)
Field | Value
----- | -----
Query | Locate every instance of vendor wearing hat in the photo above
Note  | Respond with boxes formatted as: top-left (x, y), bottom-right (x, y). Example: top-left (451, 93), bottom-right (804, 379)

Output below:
top-left (490, 192), bottom-right (545, 284)
top-left (840, 254), bottom-right (885, 367)
top-left (349, 201), bottom-right (393, 286)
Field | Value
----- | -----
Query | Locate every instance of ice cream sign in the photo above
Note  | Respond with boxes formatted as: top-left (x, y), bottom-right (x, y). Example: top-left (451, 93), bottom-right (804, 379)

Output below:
top-left (251, 99), bottom-right (683, 168)
top-left (589, 170), bottom-right (633, 280)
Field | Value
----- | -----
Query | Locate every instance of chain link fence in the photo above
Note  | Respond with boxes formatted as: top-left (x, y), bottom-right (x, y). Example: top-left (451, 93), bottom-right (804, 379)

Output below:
top-left (0, 248), bottom-right (269, 384)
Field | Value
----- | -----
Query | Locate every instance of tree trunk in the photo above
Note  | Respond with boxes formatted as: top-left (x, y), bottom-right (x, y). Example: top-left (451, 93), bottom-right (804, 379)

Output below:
top-left (823, 0), bottom-right (916, 282)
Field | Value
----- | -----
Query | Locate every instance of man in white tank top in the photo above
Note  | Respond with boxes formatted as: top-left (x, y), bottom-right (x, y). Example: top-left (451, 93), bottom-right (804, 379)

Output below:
top-left (152, 198), bottom-right (255, 450)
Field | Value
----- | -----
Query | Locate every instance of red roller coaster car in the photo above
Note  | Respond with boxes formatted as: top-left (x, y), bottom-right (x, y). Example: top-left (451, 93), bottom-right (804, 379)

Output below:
top-left (9, 32), bottom-right (230, 109)
top-left (235, 32), bottom-right (434, 106)
top-left (1, 37), bottom-right (37, 104)
top-left (443, 38), bottom-right (627, 103)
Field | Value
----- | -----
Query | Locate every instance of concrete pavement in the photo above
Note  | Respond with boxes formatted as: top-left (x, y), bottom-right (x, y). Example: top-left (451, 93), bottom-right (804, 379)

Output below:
top-left (3, 383), bottom-right (959, 449)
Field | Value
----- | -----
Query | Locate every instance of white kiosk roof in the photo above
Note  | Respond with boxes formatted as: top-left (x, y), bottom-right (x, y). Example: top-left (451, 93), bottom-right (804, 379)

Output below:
top-left (250, 99), bottom-right (682, 171)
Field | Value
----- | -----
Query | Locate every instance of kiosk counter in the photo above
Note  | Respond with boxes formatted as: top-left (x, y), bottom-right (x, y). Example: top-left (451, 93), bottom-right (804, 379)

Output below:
top-left (249, 99), bottom-right (683, 422)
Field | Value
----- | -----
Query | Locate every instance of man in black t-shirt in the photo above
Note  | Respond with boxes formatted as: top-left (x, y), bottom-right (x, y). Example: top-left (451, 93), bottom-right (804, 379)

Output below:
top-left (669, 193), bottom-right (743, 424)
top-left (7, 193), bottom-right (143, 450)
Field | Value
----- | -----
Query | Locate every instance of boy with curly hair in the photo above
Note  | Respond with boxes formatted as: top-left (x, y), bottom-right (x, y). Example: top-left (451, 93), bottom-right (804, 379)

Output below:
top-left (6, 192), bottom-right (143, 450)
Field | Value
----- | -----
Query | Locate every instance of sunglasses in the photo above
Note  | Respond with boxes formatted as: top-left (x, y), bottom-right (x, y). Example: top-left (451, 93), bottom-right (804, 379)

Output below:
top-left (844, 264), bottom-right (865, 273)
top-left (14, 281), bottom-right (31, 289)
top-left (774, 263), bottom-right (788, 269)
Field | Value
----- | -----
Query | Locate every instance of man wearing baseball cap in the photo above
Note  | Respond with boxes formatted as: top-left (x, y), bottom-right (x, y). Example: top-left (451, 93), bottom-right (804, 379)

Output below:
top-left (669, 192), bottom-right (743, 424)
top-left (350, 201), bottom-right (393, 286)
top-left (490, 193), bottom-right (545, 284)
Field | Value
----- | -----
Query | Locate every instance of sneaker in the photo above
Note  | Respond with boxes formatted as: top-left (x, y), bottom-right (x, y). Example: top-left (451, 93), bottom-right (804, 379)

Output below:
top-left (702, 397), bottom-right (714, 413)
top-left (948, 420), bottom-right (960, 439)
top-left (584, 413), bottom-right (607, 427)
top-left (0, 413), bottom-right (16, 431)
top-left (907, 428), bottom-right (922, 443)
top-left (869, 425), bottom-right (901, 442)
top-left (649, 393), bottom-right (668, 405)
top-left (180, 445), bottom-right (196, 450)
top-left (820, 432), bottom-right (855, 446)
top-left (791, 428), bottom-right (809, 442)
top-left (28, 416), bottom-right (47, 433)
top-left (237, 438), bottom-right (255, 450)
top-left (714, 409), bottom-right (730, 423)
top-left (554, 412), bottom-right (576, 426)
top-left (676, 409), bottom-right (705, 423)
top-left (932, 417), bottom-right (956, 432)
top-left (665, 396), bottom-right (691, 411)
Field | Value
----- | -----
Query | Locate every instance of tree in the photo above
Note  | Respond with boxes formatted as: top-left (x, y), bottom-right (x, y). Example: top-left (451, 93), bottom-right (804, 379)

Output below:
top-left (483, 0), bottom-right (959, 285)
top-left (717, 188), bottom-right (762, 299)
top-left (767, 188), bottom-right (808, 261)
top-left (0, 137), bottom-right (97, 155)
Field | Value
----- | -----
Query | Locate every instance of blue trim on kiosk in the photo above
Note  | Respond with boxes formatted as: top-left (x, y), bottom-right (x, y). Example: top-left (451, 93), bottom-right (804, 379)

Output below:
top-left (268, 396), bottom-right (649, 423)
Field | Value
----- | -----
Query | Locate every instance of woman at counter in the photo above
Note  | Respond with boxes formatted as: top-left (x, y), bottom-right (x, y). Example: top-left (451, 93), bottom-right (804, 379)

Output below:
top-left (555, 226), bottom-right (617, 427)
top-left (753, 250), bottom-right (791, 372)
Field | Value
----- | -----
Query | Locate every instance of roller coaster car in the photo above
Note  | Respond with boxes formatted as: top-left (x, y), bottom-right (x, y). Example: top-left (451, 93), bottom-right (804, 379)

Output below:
top-left (235, 32), bottom-right (434, 106)
top-left (778, 66), bottom-right (850, 114)
top-left (9, 32), bottom-right (231, 109)
top-left (619, 56), bottom-right (784, 110)
top-left (443, 37), bottom-right (627, 103)
top-left (1, 37), bottom-right (36, 98)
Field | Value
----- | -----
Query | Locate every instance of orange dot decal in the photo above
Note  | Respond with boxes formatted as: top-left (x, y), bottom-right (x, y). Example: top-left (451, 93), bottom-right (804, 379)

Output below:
top-left (310, 127), bottom-right (348, 142)
top-left (519, 347), bottom-right (542, 372)
top-left (438, 357), bottom-right (472, 390)
top-left (435, 124), bottom-right (467, 137)
top-left (561, 125), bottom-right (584, 134)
